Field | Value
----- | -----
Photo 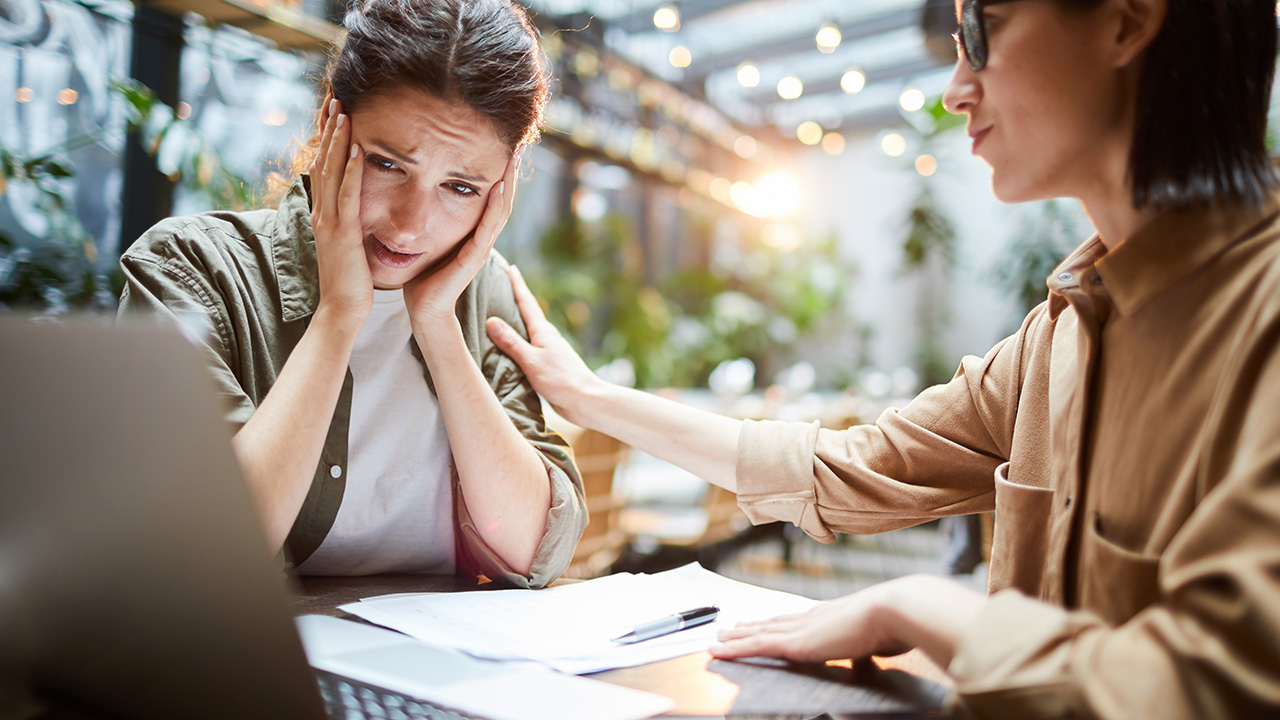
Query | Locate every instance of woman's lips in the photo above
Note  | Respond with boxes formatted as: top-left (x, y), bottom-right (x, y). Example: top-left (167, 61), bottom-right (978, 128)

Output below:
top-left (970, 126), bottom-right (992, 155)
top-left (365, 235), bottom-right (423, 269)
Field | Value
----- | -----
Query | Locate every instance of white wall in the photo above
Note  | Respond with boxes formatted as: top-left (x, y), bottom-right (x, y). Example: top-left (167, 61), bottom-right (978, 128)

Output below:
top-left (791, 125), bottom-right (1088, 378)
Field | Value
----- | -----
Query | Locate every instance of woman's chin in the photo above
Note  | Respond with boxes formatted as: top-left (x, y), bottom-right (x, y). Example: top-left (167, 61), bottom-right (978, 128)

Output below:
top-left (989, 177), bottom-right (1051, 206)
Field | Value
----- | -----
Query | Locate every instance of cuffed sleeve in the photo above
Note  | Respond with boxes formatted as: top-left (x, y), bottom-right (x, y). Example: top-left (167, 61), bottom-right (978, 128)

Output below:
top-left (735, 306), bottom-right (1055, 542)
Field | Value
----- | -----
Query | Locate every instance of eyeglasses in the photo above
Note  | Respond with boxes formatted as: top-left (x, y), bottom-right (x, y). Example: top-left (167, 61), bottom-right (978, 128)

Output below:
top-left (951, 0), bottom-right (1020, 72)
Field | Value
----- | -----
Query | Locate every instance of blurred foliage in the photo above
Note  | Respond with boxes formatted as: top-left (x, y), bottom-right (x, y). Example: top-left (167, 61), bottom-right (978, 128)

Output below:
top-left (0, 148), bottom-right (118, 313)
top-left (900, 185), bottom-right (957, 388)
top-left (899, 97), bottom-right (961, 388)
top-left (526, 211), bottom-right (856, 389)
top-left (0, 79), bottom-right (251, 315)
top-left (991, 198), bottom-right (1087, 317)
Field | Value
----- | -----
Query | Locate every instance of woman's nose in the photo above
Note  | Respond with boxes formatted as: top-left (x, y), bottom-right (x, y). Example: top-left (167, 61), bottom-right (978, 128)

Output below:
top-left (942, 59), bottom-right (979, 116)
top-left (386, 187), bottom-right (433, 243)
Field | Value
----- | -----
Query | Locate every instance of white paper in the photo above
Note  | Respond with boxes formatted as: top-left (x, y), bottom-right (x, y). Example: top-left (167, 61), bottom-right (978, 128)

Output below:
top-left (340, 563), bottom-right (819, 674)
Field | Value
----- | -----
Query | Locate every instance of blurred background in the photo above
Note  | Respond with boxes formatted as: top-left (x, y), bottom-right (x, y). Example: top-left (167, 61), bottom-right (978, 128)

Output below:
top-left (4, 0), bottom-right (1279, 591)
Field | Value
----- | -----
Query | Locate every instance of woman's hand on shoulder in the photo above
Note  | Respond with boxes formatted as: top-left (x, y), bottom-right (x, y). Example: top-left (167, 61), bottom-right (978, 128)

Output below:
top-left (310, 98), bottom-right (372, 330)
top-left (403, 148), bottom-right (522, 328)
top-left (485, 264), bottom-right (605, 426)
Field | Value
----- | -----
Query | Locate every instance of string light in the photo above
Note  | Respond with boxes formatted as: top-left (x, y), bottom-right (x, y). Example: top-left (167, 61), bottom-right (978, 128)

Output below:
top-left (736, 62), bottom-right (760, 89)
top-left (916, 154), bottom-right (938, 176)
top-left (14, 87), bottom-right (33, 102)
top-left (796, 121), bottom-right (823, 146)
top-left (881, 133), bottom-right (906, 157)
top-left (669, 46), bottom-right (692, 68)
top-left (777, 76), bottom-right (803, 101)
top-left (821, 132), bottom-right (846, 156)
top-left (899, 87), bottom-right (926, 112)
top-left (815, 21), bottom-right (841, 53)
top-left (840, 69), bottom-right (866, 95)
top-left (56, 88), bottom-right (78, 105)
top-left (653, 4), bottom-right (680, 31)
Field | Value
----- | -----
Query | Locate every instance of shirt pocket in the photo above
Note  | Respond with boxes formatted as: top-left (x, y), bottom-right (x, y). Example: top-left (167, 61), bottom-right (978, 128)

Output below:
top-left (990, 462), bottom-right (1055, 595)
top-left (1078, 512), bottom-right (1161, 624)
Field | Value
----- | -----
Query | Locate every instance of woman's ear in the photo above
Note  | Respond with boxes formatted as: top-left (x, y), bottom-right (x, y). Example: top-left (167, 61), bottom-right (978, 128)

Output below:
top-left (1109, 0), bottom-right (1167, 68)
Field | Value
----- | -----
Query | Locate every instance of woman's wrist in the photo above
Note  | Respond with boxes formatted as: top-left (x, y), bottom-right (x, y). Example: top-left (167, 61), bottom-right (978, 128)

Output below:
top-left (559, 371), bottom-right (621, 429)
top-left (875, 575), bottom-right (984, 668)
top-left (411, 314), bottom-right (466, 366)
top-left (310, 303), bottom-right (366, 347)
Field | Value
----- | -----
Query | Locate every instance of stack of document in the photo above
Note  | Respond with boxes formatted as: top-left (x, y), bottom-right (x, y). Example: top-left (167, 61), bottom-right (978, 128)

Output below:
top-left (341, 563), bottom-right (819, 674)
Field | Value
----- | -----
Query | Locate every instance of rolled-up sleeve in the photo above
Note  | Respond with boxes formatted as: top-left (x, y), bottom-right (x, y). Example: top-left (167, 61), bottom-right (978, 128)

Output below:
top-left (736, 305), bottom-right (1053, 541)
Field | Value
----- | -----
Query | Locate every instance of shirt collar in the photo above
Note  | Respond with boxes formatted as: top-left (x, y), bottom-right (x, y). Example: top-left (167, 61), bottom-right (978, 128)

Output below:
top-left (1096, 194), bottom-right (1280, 317)
top-left (1047, 235), bottom-right (1107, 319)
top-left (272, 174), bottom-right (321, 323)
top-left (1047, 192), bottom-right (1280, 319)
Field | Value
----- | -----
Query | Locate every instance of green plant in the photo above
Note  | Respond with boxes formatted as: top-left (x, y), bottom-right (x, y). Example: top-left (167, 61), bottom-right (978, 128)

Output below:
top-left (899, 97), bottom-right (963, 387)
top-left (0, 79), bottom-right (252, 314)
top-left (991, 198), bottom-right (1086, 317)
top-left (527, 207), bottom-right (857, 389)
top-left (900, 184), bottom-right (958, 388)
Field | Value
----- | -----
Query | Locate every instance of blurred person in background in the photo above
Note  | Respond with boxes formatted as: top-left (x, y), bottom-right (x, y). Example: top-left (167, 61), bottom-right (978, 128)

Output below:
top-left (487, 0), bottom-right (1280, 715)
top-left (118, 0), bottom-right (584, 588)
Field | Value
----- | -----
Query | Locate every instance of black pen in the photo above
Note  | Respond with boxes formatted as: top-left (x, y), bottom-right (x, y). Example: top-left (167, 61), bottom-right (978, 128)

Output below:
top-left (611, 606), bottom-right (720, 644)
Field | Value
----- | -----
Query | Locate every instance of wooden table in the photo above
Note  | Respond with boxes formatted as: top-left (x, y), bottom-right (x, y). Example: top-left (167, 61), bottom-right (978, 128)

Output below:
top-left (291, 575), bottom-right (953, 719)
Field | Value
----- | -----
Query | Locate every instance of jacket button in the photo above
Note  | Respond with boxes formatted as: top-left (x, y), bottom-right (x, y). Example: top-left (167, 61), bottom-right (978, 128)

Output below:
top-left (330, 465), bottom-right (342, 479)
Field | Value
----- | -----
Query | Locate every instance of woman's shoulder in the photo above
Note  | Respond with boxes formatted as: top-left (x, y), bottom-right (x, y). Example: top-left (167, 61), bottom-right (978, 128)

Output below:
top-left (122, 208), bottom-right (279, 264)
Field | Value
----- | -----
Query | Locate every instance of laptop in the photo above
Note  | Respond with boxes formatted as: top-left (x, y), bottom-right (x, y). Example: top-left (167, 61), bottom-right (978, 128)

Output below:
top-left (0, 316), bottom-right (672, 720)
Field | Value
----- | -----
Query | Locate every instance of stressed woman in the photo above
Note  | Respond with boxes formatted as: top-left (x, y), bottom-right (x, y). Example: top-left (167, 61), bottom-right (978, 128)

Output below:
top-left (487, 0), bottom-right (1280, 715)
top-left (118, 0), bottom-right (585, 588)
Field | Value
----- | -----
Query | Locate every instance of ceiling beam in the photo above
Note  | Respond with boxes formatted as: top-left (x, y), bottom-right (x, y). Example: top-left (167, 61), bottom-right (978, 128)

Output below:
top-left (740, 55), bottom-right (947, 106)
top-left (681, 6), bottom-right (923, 82)
top-left (606, 0), bottom-right (753, 35)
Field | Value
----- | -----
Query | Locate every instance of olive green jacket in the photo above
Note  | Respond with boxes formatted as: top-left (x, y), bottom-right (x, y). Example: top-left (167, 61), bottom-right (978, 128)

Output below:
top-left (118, 176), bottom-right (586, 588)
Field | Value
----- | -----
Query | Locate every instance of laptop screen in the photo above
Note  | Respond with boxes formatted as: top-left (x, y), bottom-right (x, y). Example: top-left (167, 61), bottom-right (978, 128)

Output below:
top-left (0, 316), bottom-right (326, 720)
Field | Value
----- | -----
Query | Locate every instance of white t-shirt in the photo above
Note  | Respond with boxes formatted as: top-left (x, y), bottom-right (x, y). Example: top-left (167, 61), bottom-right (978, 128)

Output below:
top-left (296, 289), bottom-right (456, 575)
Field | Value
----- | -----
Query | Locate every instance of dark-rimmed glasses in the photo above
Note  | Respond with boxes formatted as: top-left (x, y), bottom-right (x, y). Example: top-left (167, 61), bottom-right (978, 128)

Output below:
top-left (952, 0), bottom-right (1020, 72)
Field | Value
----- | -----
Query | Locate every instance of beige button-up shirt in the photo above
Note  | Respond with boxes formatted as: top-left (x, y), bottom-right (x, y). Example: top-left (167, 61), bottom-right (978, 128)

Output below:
top-left (736, 195), bottom-right (1280, 718)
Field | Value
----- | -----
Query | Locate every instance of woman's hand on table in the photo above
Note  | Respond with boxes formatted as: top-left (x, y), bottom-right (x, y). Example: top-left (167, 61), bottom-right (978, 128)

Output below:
top-left (309, 98), bottom-right (372, 329)
top-left (710, 574), bottom-right (986, 670)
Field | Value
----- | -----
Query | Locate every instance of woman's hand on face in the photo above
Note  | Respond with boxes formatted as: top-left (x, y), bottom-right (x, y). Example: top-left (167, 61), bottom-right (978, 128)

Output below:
top-left (310, 98), bottom-right (373, 327)
top-left (485, 265), bottom-right (604, 426)
top-left (403, 148), bottom-right (522, 327)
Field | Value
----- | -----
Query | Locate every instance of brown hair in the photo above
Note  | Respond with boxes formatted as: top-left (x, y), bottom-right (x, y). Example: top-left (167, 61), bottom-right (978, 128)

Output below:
top-left (279, 0), bottom-right (549, 190)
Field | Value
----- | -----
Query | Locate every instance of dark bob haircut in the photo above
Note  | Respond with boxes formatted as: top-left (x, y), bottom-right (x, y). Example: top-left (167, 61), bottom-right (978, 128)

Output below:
top-left (1123, 0), bottom-right (1278, 209)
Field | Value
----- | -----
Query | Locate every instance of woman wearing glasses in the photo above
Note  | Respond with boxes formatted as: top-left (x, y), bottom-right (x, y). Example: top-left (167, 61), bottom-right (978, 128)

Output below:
top-left (488, 0), bottom-right (1280, 715)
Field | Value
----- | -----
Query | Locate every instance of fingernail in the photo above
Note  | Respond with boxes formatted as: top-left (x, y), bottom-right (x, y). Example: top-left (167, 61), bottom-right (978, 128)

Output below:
top-left (336, 114), bottom-right (345, 129)
top-left (499, 181), bottom-right (505, 196)
top-left (350, 143), bottom-right (359, 158)
top-left (329, 98), bottom-right (338, 116)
